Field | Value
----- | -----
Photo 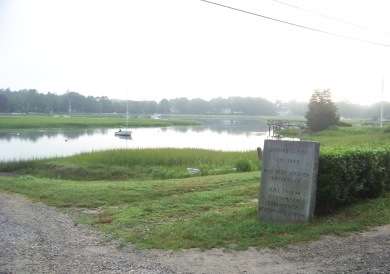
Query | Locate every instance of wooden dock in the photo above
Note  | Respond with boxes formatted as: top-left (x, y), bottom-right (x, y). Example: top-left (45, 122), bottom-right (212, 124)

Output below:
top-left (267, 120), bottom-right (306, 136)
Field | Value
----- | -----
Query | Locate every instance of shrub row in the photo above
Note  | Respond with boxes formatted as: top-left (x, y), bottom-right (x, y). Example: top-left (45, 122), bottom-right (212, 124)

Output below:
top-left (315, 146), bottom-right (390, 214)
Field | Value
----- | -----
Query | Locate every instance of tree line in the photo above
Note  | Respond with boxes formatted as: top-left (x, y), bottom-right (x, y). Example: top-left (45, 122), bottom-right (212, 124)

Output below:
top-left (0, 88), bottom-right (279, 115)
top-left (0, 88), bottom-right (388, 119)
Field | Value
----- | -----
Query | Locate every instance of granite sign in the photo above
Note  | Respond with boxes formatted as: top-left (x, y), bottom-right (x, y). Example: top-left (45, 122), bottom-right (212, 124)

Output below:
top-left (258, 140), bottom-right (320, 224)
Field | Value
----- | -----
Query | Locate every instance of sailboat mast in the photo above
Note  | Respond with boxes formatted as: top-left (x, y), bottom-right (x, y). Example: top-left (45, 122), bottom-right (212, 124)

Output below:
top-left (380, 78), bottom-right (384, 127)
top-left (126, 100), bottom-right (129, 128)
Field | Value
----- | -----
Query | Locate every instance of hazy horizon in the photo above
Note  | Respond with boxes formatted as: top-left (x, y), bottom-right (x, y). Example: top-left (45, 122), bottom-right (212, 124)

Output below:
top-left (1, 0), bottom-right (389, 105)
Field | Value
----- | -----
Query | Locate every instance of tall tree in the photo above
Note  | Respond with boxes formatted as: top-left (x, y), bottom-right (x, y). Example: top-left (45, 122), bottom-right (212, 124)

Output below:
top-left (188, 98), bottom-right (209, 114)
top-left (0, 93), bottom-right (8, 112)
top-left (305, 89), bottom-right (340, 131)
top-left (169, 97), bottom-right (190, 114)
top-left (158, 99), bottom-right (171, 114)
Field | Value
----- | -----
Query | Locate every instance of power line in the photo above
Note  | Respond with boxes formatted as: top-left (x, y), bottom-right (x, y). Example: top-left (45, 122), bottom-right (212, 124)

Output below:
top-left (200, 0), bottom-right (390, 48)
top-left (271, 0), bottom-right (390, 36)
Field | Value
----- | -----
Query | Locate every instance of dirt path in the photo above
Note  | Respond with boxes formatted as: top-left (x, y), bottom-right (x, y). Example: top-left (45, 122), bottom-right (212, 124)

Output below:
top-left (0, 192), bottom-right (389, 274)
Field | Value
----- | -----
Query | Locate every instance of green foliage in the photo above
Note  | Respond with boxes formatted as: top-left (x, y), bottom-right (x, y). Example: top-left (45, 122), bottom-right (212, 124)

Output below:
top-left (337, 121), bottom-right (352, 127)
top-left (234, 158), bottom-right (255, 172)
top-left (316, 146), bottom-right (390, 214)
top-left (0, 148), bottom-right (260, 180)
top-left (305, 89), bottom-right (340, 131)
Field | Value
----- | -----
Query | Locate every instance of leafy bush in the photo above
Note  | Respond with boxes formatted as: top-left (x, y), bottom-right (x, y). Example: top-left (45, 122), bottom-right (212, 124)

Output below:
top-left (234, 158), bottom-right (254, 172)
top-left (337, 121), bottom-right (352, 127)
top-left (316, 146), bottom-right (390, 214)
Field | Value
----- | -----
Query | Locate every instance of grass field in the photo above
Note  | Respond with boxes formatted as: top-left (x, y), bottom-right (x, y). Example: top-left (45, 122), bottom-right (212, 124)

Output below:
top-left (280, 125), bottom-right (390, 147)
top-left (0, 173), bottom-right (388, 250)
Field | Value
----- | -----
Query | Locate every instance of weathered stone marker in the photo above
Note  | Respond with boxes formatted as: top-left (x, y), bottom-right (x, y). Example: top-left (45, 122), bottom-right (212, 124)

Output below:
top-left (258, 140), bottom-right (320, 224)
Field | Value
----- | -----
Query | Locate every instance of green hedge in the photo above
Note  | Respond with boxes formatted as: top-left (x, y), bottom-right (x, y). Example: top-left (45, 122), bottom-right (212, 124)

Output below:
top-left (315, 146), bottom-right (390, 214)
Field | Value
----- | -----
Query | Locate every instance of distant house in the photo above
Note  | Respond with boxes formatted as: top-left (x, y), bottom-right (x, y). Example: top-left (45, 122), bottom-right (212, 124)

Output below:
top-left (220, 108), bottom-right (231, 114)
top-left (277, 106), bottom-right (292, 116)
top-left (170, 106), bottom-right (180, 114)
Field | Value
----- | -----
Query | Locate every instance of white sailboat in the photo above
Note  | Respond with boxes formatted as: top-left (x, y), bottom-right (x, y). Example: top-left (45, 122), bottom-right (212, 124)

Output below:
top-left (115, 101), bottom-right (132, 137)
top-left (114, 127), bottom-right (132, 137)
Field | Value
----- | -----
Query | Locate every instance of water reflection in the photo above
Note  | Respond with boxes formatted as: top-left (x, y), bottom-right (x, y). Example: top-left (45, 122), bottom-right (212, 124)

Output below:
top-left (172, 119), bottom-right (268, 135)
top-left (114, 135), bottom-right (133, 140)
top-left (0, 129), bottom-right (110, 142)
top-left (0, 119), bottom-right (272, 161)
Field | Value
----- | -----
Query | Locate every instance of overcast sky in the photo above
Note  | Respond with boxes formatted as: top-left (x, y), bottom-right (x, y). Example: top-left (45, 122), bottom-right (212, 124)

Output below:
top-left (1, 0), bottom-right (390, 105)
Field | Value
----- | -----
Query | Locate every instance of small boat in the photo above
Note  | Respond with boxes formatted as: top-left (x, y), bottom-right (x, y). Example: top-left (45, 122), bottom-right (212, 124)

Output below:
top-left (115, 100), bottom-right (132, 137)
top-left (151, 113), bottom-right (162, 119)
top-left (114, 128), bottom-right (132, 137)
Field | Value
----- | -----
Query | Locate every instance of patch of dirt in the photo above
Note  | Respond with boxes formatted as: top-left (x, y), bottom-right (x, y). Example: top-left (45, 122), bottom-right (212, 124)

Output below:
top-left (0, 193), bottom-right (389, 273)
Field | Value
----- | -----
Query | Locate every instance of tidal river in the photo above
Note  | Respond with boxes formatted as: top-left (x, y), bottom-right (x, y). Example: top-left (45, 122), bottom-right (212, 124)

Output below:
top-left (0, 119), bottom-right (273, 162)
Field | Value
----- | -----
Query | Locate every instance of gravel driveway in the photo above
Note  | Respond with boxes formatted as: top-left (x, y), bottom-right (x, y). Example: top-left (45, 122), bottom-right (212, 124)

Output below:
top-left (0, 193), bottom-right (389, 274)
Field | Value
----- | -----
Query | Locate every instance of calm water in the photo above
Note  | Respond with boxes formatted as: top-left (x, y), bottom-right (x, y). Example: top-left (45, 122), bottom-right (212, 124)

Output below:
top-left (0, 119), bottom-right (273, 162)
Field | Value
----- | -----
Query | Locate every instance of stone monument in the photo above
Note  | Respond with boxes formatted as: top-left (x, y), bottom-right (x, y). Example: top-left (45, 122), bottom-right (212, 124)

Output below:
top-left (258, 139), bottom-right (320, 224)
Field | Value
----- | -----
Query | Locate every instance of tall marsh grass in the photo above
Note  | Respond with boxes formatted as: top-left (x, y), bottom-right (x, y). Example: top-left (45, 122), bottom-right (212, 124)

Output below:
top-left (0, 148), bottom-right (260, 180)
top-left (70, 148), bottom-right (254, 166)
